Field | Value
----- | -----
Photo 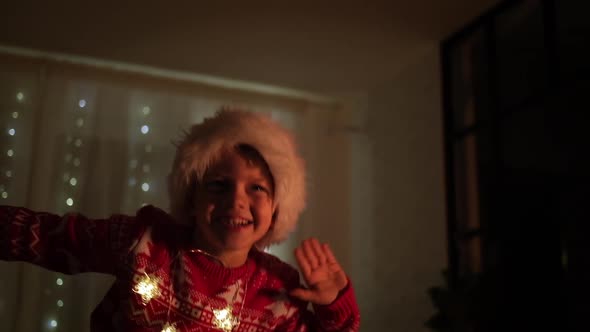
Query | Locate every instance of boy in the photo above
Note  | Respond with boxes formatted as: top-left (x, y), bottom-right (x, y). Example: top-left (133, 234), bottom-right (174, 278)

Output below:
top-left (0, 109), bottom-right (360, 331)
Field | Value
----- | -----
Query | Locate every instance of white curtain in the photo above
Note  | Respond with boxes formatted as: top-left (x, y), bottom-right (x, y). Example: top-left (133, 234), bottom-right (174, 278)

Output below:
top-left (0, 53), bottom-right (335, 332)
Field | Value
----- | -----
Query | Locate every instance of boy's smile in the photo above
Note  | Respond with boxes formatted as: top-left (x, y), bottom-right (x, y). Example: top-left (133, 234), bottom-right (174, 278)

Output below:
top-left (191, 146), bottom-right (274, 265)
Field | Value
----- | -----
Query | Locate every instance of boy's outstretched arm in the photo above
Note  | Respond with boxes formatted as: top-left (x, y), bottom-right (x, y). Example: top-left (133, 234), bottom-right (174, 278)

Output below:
top-left (290, 238), bottom-right (361, 332)
top-left (0, 205), bottom-right (144, 275)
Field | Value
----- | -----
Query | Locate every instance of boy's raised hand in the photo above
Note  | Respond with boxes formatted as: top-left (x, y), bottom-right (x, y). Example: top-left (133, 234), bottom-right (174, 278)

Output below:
top-left (290, 238), bottom-right (348, 305)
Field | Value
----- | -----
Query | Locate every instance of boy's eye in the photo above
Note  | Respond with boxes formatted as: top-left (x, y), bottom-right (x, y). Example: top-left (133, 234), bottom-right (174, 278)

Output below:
top-left (205, 180), bottom-right (227, 192)
top-left (252, 184), bottom-right (269, 194)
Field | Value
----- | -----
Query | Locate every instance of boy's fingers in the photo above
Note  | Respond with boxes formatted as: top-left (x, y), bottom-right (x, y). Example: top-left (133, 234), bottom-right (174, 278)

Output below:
top-left (323, 243), bottom-right (338, 264)
top-left (294, 247), bottom-right (311, 276)
top-left (290, 287), bottom-right (316, 303)
top-left (302, 239), bottom-right (319, 269)
top-left (310, 238), bottom-right (327, 265)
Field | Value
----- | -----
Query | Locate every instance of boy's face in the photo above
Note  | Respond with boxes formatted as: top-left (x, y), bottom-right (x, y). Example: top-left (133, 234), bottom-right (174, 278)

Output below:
top-left (192, 147), bottom-right (274, 255)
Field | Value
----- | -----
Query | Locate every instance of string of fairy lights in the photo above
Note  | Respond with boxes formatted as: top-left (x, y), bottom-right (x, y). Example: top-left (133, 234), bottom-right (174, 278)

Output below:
top-left (59, 97), bottom-right (91, 212)
top-left (126, 104), bottom-right (154, 210)
top-left (43, 94), bottom-right (94, 331)
top-left (0, 92), bottom-right (22, 203)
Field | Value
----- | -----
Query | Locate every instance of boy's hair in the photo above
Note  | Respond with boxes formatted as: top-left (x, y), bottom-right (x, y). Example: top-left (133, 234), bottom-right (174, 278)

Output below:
top-left (168, 109), bottom-right (306, 248)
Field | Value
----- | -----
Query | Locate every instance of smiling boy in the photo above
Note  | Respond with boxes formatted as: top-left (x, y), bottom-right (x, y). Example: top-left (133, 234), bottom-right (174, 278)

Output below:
top-left (0, 109), bottom-right (360, 331)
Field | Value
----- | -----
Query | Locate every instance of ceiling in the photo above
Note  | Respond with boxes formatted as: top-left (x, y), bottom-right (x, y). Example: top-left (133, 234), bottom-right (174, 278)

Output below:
top-left (0, 1), bottom-right (500, 93)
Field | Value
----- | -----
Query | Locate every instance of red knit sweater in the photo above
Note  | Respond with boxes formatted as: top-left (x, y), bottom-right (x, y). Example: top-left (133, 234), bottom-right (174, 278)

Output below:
top-left (0, 205), bottom-right (360, 331)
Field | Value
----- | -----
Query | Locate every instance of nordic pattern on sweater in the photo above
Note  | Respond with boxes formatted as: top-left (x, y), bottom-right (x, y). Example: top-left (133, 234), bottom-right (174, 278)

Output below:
top-left (0, 205), bottom-right (360, 332)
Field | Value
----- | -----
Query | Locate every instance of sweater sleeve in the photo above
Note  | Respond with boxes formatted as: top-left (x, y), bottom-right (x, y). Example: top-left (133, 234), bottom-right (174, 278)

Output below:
top-left (310, 281), bottom-right (361, 332)
top-left (280, 278), bottom-right (361, 332)
top-left (0, 205), bottom-right (147, 275)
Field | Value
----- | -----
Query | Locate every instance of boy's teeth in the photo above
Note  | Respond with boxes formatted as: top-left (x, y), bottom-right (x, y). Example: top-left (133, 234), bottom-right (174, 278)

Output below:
top-left (225, 218), bottom-right (250, 226)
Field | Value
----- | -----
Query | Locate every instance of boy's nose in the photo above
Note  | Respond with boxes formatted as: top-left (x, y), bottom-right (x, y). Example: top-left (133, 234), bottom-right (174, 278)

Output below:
top-left (226, 186), bottom-right (248, 209)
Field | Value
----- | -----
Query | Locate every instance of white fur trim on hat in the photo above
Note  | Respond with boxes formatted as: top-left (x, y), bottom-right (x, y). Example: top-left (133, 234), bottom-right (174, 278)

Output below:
top-left (167, 108), bottom-right (306, 247)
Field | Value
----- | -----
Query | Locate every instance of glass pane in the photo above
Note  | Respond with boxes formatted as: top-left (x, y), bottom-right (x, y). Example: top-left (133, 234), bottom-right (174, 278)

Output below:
top-left (453, 130), bottom-right (493, 275)
top-left (495, 0), bottom-right (546, 112)
top-left (449, 27), bottom-right (492, 132)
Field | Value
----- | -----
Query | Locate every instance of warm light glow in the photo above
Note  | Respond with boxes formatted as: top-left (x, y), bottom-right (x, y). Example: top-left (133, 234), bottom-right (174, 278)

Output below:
top-left (6, 149), bottom-right (14, 157)
top-left (49, 319), bottom-right (58, 328)
top-left (56, 278), bottom-right (63, 286)
top-left (132, 274), bottom-right (161, 304)
top-left (79, 99), bottom-right (87, 108)
top-left (66, 198), bottom-right (74, 206)
top-left (213, 307), bottom-right (236, 331)
top-left (16, 92), bottom-right (24, 101)
top-left (69, 177), bottom-right (77, 186)
top-left (141, 183), bottom-right (150, 192)
top-left (12, 111), bottom-right (18, 119)
top-left (215, 308), bottom-right (230, 320)
top-left (8, 128), bottom-right (15, 136)
top-left (161, 322), bottom-right (177, 332)
top-left (1, 191), bottom-right (7, 199)
top-left (141, 125), bottom-right (150, 134)
top-left (57, 300), bottom-right (64, 307)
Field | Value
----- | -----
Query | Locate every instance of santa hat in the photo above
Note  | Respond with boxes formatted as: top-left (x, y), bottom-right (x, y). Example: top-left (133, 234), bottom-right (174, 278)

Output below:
top-left (167, 108), bottom-right (306, 247)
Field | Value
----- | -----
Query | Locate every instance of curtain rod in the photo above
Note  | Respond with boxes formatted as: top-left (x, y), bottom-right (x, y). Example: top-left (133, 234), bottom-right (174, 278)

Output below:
top-left (0, 44), bottom-right (336, 105)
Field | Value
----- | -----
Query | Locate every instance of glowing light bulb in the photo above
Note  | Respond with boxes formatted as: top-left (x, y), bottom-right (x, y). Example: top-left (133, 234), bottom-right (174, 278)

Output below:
top-left (132, 274), bottom-right (161, 305)
top-left (1, 191), bottom-right (7, 199)
top-left (66, 198), bottom-right (74, 206)
top-left (12, 111), bottom-right (18, 119)
top-left (8, 128), bottom-right (15, 136)
top-left (142, 106), bottom-right (151, 115)
top-left (57, 299), bottom-right (64, 307)
top-left (16, 92), bottom-right (24, 101)
top-left (141, 183), bottom-right (150, 192)
top-left (79, 99), bottom-right (86, 108)
top-left (141, 125), bottom-right (150, 134)
top-left (49, 319), bottom-right (58, 328)
top-left (56, 278), bottom-right (63, 286)
top-left (69, 177), bottom-right (77, 186)
top-left (7, 149), bottom-right (14, 157)
top-left (161, 322), bottom-right (177, 332)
